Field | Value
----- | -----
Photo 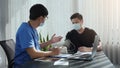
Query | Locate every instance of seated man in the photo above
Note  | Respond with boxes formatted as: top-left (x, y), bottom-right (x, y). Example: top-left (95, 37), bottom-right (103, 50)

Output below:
top-left (14, 4), bottom-right (62, 68)
top-left (66, 13), bottom-right (102, 54)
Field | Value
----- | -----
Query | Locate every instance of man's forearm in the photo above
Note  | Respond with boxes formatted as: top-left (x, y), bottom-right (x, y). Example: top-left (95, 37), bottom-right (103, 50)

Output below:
top-left (83, 47), bottom-right (92, 52)
top-left (78, 47), bottom-right (93, 52)
top-left (26, 47), bottom-right (54, 59)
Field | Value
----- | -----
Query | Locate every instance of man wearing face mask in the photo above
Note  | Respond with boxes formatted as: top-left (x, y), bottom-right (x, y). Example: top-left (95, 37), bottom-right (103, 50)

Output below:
top-left (66, 13), bottom-right (102, 54)
top-left (14, 4), bottom-right (63, 68)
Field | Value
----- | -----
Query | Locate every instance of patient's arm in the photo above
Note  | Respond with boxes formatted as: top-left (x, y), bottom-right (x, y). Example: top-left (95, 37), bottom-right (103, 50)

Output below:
top-left (78, 46), bottom-right (92, 52)
top-left (78, 41), bottom-right (102, 52)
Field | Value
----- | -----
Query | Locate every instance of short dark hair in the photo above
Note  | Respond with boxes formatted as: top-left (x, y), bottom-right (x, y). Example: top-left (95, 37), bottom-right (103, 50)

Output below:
top-left (70, 13), bottom-right (83, 20)
top-left (29, 4), bottom-right (48, 20)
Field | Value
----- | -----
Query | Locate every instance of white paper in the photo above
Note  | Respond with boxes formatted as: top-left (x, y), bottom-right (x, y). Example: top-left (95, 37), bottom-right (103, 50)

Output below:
top-left (54, 58), bottom-right (69, 65)
top-left (74, 51), bottom-right (92, 56)
top-left (53, 54), bottom-right (72, 58)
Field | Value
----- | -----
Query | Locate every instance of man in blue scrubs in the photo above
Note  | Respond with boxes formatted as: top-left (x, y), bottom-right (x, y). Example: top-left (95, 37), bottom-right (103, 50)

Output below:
top-left (14, 4), bottom-right (62, 68)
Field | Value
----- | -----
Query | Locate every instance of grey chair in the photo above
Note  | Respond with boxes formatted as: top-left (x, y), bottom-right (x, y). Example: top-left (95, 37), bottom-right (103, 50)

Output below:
top-left (0, 39), bottom-right (15, 68)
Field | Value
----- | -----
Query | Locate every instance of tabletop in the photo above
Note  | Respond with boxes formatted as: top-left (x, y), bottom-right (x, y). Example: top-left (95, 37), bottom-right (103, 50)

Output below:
top-left (20, 51), bottom-right (115, 68)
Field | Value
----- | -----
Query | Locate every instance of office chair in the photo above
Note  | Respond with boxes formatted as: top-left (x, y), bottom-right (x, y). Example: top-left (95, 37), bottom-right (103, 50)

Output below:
top-left (0, 39), bottom-right (15, 68)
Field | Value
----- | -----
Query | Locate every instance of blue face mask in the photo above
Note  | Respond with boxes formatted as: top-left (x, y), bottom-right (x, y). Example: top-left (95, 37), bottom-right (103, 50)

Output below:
top-left (72, 23), bottom-right (82, 30)
top-left (39, 22), bottom-right (44, 27)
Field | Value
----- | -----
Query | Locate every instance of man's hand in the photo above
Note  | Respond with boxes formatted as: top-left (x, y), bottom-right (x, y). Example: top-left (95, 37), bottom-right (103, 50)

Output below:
top-left (50, 34), bottom-right (63, 44)
top-left (40, 34), bottom-right (62, 48)
top-left (97, 44), bottom-right (102, 52)
top-left (51, 47), bottom-right (60, 55)
top-left (78, 46), bottom-right (92, 52)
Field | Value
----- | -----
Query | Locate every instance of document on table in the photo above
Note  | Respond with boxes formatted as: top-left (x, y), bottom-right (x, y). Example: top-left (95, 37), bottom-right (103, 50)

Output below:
top-left (52, 54), bottom-right (72, 58)
top-left (54, 58), bottom-right (69, 65)
top-left (74, 51), bottom-right (92, 56)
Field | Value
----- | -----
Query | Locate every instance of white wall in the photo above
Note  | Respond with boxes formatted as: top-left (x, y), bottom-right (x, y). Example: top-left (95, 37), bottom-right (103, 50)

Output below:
top-left (7, 0), bottom-right (77, 42)
top-left (44, 0), bottom-right (74, 40)
top-left (78, 0), bottom-right (120, 44)
top-left (0, 0), bottom-right (8, 40)
top-left (7, 0), bottom-right (47, 41)
top-left (78, 0), bottom-right (120, 66)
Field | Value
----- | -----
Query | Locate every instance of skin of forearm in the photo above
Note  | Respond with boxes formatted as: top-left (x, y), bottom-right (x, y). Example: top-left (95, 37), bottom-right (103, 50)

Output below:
top-left (30, 50), bottom-right (54, 59)
top-left (84, 47), bottom-right (92, 52)
top-left (33, 51), bottom-right (53, 58)
top-left (86, 47), bottom-right (92, 51)
top-left (26, 48), bottom-right (54, 59)
top-left (79, 47), bottom-right (93, 52)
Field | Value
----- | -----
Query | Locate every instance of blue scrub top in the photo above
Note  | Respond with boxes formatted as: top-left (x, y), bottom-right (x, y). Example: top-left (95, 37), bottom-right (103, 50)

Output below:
top-left (14, 22), bottom-right (40, 67)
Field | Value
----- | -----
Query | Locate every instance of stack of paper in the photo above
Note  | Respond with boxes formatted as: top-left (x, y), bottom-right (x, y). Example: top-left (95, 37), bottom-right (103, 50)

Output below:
top-left (54, 58), bottom-right (69, 65)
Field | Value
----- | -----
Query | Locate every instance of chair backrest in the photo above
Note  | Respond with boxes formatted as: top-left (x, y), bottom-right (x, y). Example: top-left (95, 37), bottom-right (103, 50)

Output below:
top-left (0, 39), bottom-right (15, 68)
